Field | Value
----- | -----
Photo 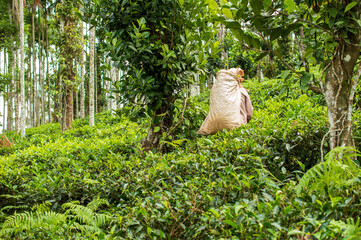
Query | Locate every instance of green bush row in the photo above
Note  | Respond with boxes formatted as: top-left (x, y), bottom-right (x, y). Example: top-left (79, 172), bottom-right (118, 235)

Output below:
top-left (0, 79), bottom-right (360, 239)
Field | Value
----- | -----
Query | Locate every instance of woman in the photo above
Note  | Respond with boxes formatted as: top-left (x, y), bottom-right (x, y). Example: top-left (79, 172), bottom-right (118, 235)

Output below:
top-left (197, 68), bottom-right (253, 135)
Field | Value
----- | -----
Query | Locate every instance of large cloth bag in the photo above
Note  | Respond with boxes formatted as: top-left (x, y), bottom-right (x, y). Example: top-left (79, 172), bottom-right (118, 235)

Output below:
top-left (197, 68), bottom-right (253, 135)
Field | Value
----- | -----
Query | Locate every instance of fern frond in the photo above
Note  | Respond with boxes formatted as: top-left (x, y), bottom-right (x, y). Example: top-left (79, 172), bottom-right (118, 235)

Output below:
top-left (329, 218), bottom-right (361, 239)
top-left (1, 205), bottom-right (28, 212)
top-left (32, 201), bottom-right (52, 213)
top-left (87, 198), bottom-right (109, 212)
top-left (296, 147), bottom-right (361, 195)
top-left (93, 213), bottom-right (111, 227)
top-left (296, 162), bottom-right (327, 195)
top-left (63, 204), bottom-right (94, 225)
top-left (68, 221), bottom-right (102, 234)
top-left (62, 198), bottom-right (110, 227)
top-left (0, 210), bottom-right (66, 237)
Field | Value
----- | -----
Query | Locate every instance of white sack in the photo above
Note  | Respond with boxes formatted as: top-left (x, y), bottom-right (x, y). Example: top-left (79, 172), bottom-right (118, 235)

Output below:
top-left (197, 68), bottom-right (253, 135)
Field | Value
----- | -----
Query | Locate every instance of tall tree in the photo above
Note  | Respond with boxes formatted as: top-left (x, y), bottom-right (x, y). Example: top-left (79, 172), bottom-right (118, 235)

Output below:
top-left (87, 0), bottom-right (218, 150)
top-left (45, 6), bottom-right (51, 123)
top-left (79, 21), bottom-right (85, 119)
top-left (220, 0), bottom-right (361, 149)
top-left (89, 24), bottom-right (95, 127)
top-left (31, 1), bottom-right (37, 127)
top-left (57, 0), bottom-right (82, 130)
top-left (19, 0), bottom-right (26, 137)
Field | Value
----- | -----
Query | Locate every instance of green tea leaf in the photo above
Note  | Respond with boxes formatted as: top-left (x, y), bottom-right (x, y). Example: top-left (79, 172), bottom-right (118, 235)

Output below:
top-left (224, 220), bottom-right (238, 229)
top-left (345, 2), bottom-right (357, 12)
top-left (154, 126), bottom-right (160, 133)
top-left (284, 0), bottom-right (295, 13)
top-left (222, 8), bottom-right (233, 19)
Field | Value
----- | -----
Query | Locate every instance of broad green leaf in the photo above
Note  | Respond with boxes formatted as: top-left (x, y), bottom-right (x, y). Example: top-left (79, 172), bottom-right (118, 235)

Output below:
top-left (250, 0), bottom-right (263, 14)
top-left (207, 0), bottom-right (219, 11)
top-left (284, 0), bottom-right (295, 13)
top-left (280, 70), bottom-right (291, 79)
top-left (308, 56), bottom-right (317, 64)
top-left (178, 0), bottom-right (184, 6)
top-left (147, 227), bottom-right (152, 236)
top-left (112, 38), bottom-right (117, 46)
top-left (154, 126), bottom-right (160, 133)
top-left (224, 220), bottom-right (238, 229)
top-left (263, 0), bottom-right (272, 7)
top-left (263, 192), bottom-right (274, 201)
top-left (345, 2), bottom-right (357, 12)
top-left (329, 8), bottom-right (337, 17)
top-left (255, 52), bottom-right (269, 61)
top-left (222, 8), bottom-right (233, 19)
top-left (300, 72), bottom-right (312, 87)
top-left (204, 139), bottom-right (213, 145)
top-left (288, 229), bottom-right (304, 235)
top-left (270, 27), bottom-right (286, 41)
top-left (271, 222), bottom-right (283, 230)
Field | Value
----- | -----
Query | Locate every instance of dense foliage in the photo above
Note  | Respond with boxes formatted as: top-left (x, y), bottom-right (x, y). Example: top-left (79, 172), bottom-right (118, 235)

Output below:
top-left (0, 79), bottom-right (360, 239)
top-left (84, 0), bottom-right (219, 149)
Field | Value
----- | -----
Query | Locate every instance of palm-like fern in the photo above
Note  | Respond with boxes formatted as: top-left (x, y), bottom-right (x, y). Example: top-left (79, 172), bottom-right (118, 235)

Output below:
top-left (0, 211), bottom-right (67, 237)
top-left (62, 198), bottom-right (111, 233)
top-left (0, 198), bottom-right (110, 238)
top-left (296, 147), bottom-right (361, 195)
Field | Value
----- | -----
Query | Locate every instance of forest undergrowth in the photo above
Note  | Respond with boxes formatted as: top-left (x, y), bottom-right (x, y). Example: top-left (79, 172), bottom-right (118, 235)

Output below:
top-left (0, 78), bottom-right (361, 239)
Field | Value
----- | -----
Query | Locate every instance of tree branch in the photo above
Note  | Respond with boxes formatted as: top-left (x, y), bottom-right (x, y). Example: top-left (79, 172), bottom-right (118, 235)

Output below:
top-left (159, 96), bottom-right (188, 152)
top-left (256, 0), bottom-right (339, 40)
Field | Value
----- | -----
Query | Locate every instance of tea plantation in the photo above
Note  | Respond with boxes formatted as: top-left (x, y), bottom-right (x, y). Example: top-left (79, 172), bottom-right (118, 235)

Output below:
top-left (0, 79), bottom-right (361, 239)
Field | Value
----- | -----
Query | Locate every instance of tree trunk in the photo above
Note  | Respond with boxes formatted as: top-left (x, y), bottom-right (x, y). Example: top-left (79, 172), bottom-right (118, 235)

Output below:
top-left (46, 9), bottom-right (51, 123)
top-left (7, 46), bottom-right (15, 132)
top-left (80, 22), bottom-right (85, 119)
top-left (41, 12), bottom-right (45, 125)
top-left (37, 8), bottom-right (42, 127)
top-left (106, 60), bottom-right (111, 111)
top-left (53, 61), bottom-right (60, 123)
top-left (32, 6), bottom-right (37, 127)
top-left (95, 50), bottom-right (98, 114)
top-left (89, 26), bottom-right (95, 126)
top-left (20, 0), bottom-right (26, 137)
top-left (15, 49), bottom-right (20, 133)
top-left (64, 82), bottom-right (73, 130)
top-left (142, 101), bottom-right (175, 151)
top-left (324, 37), bottom-right (360, 149)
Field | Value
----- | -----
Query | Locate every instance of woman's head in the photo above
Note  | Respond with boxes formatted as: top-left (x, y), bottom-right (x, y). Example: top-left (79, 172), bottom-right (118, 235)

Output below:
top-left (229, 67), bottom-right (244, 82)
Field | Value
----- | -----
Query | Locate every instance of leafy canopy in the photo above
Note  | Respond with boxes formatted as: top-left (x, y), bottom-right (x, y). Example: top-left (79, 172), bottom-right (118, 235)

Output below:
top-left (216, 0), bottom-right (361, 87)
top-left (85, 0), bottom-right (219, 119)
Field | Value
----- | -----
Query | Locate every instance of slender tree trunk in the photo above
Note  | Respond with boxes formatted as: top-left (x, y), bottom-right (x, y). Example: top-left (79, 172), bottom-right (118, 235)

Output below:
top-left (95, 50), bottom-right (98, 114)
top-left (53, 64), bottom-right (60, 123)
top-left (79, 15), bottom-right (85, 119)
top-left (3, 50), bottom-right (7, 131)
top-left (46, 9), bottom-right (51, 123)
top-left (32, 6), bottom-right (37, 127)
top-left (74, 61), bottom-right (78, 119)
top-left (27, 42), bottom-right (32, 126)
top-left (41, 12), bottom-right (45, 125)
top-left (7, 2), bottom-right (14, 132)
top-left (106, 59), bottom-right (111, 111)
top-left (15, 49), bottom-right (20, 133)
top-left (7, 45), bottom-right (15, 132)
top-left (80, 48), bottom-right (85, 118)
top-left (58, 1), bottom-right (80, 130)
top-left (64, 79), bottom-right (73, 130)
top-left (20, 0), bottom-right (26, 137)
top-left (324, 36), bottom-right (360, 149)
top-left (3, 88), bottom-right (6, 132)
top-left (37, 9), bottom-right (42, 126)
top-left (89, 26), bottom-right (95, 126)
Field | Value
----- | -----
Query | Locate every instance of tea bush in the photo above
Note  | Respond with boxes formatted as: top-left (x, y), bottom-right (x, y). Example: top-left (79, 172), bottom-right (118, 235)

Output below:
top-left (0, 79), bottom-right (360, 239)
